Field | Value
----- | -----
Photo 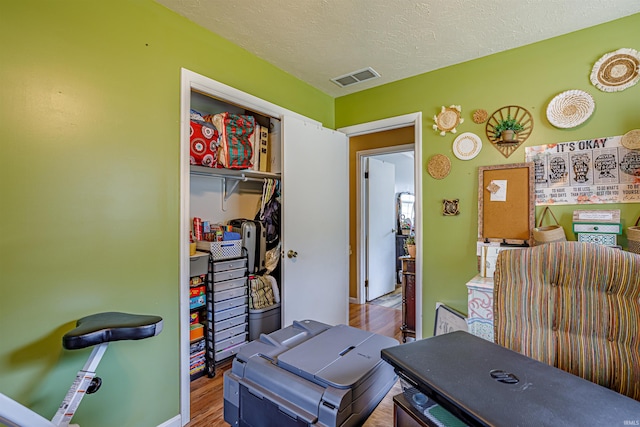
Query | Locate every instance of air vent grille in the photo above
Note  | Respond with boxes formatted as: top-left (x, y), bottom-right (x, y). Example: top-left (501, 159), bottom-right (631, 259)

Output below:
top-left (331, 67), bottom-right (380, 88)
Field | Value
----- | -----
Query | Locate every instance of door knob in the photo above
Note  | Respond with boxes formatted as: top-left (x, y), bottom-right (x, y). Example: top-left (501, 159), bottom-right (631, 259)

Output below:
top-left (287, 250), bottom-right (298, 259)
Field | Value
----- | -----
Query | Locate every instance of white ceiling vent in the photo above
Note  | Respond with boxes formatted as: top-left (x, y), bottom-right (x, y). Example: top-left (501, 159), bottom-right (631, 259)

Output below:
top-left (331, 67), bottom-right (380, 88)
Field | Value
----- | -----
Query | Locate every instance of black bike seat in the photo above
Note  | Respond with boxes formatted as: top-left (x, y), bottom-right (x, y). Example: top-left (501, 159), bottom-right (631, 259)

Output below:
top-left (63, 312), bottom-right (163, 350)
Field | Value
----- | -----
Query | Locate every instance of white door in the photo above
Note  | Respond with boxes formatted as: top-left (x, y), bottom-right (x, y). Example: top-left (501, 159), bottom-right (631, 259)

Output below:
top-left (366, 158), bottom-right (397, 301)
top-left (282, 116), bottom-right (349, 327)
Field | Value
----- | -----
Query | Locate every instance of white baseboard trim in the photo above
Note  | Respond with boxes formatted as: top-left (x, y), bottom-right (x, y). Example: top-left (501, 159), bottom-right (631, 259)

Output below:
top-left (157, 414), bottom-right (182, 427)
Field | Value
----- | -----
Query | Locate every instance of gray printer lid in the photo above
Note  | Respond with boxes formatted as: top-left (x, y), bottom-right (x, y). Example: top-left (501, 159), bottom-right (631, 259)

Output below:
top-left (277, 324), bottom-right (398, 389)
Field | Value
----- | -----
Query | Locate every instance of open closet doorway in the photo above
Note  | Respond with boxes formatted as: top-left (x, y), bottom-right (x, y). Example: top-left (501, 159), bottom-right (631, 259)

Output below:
top-left (338, 113), bottom-right (423, 339)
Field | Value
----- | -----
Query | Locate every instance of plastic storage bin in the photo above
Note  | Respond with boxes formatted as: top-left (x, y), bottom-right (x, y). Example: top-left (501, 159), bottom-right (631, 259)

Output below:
top-left (248, 303), bottom-right (281, 341)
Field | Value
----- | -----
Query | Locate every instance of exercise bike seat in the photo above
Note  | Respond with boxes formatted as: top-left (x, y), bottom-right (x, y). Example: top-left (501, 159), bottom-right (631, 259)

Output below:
top-left (63, 312), bottom-right (163, 350)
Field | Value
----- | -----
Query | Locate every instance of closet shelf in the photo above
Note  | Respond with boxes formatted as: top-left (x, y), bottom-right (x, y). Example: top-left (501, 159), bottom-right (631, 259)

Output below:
top-left (190, 165), bottom-right (281, 206)
top-left (190, 165), bottom-right (280, 182)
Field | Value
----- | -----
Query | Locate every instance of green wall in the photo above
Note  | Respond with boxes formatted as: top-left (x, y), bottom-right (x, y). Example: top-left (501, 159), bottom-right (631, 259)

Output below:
top-left (336, 13), bottom-right (640, 335)
top-left (1, 1), bottom-right (639, 425)
top-left (0, 1), bottom-right (332, 426)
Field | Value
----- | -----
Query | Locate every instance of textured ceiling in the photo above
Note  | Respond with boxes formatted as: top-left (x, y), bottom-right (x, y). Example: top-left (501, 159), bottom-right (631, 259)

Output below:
top-left (155, 0), bottom-right (640, 97)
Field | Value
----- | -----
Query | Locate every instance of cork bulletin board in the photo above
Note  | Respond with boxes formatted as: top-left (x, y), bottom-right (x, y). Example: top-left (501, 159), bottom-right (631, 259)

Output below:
top-left (478, 163), bottom-right (535, 246)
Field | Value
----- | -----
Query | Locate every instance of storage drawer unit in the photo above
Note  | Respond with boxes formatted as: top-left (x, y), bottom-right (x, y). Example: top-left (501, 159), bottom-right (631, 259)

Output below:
top-left (572, 223), bottom-right (621, 247)
top-left (214, 295), bottom-right (248, 312)
top-left (214, 267), bottom-right (247, 282)
top-left (214, 332), bottom-right (248, 352)
top-left (214, 305), bottom-right (247, 323)
top-left (215, 341), bottom-right (246, 362)
top-left (577, 233), bottom-right (618, 246)
top-left (214, 323), bottom-right (248, 343)
top-left (207, 256), bottom-right (249, 372)
top-left (214, 312), bottom-right (247, 330)
top-left (213, 276), bottom-right (246, 292)
top-left (214, 286), bottom-right (247, 302)
top-left (572, 210), bottom-right (621, 248)
top-left (213, 257), bottom-right (247, 272)
top-left (572, 223), bottom-right (622, 234)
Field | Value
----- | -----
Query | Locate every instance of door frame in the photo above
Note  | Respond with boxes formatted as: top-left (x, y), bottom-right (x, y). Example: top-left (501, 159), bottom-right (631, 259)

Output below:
top-left (338, 113), bottom-right (423, 339)
top-left (178, 68), bottom-right (322, 425)
top-left (359, 147), bottom-right (413, 302)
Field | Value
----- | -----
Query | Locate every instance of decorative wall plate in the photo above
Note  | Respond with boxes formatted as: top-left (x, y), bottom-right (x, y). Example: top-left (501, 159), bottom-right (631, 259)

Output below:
top-left (621, 129), bottom-right (640, 150)
top-left (590, 48), bottom-right (640, 92)
top-left (546, 90), bottom-right (595, 129)
top-left (427, 154), bottom-right (451, 179)
top-left (472, 109), bottom-right (488, 124)
top-left (433, 105), bottom-right (463, 136)
top-left (452, 132), bottom-right (482, 160)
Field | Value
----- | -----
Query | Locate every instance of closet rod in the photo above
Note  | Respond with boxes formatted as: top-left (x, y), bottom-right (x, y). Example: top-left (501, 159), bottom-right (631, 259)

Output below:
top-left (190, 171), bottom-right (266, 183)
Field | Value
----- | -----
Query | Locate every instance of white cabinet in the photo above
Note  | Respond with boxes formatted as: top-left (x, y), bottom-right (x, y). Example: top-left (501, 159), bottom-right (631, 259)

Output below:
top-left (466, 274), bottom-right (494, 342)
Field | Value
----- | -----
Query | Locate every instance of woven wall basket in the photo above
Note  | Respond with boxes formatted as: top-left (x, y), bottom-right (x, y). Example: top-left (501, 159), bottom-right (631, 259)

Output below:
top-left (533, 207), bottom-right (567, 246)
top-left (546, 90), bottom-right (595, 129)
top-left (627, 216), bottom-right (640, 254)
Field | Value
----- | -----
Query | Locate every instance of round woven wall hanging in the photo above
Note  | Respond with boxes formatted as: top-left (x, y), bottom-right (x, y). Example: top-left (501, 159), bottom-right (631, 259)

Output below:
top-left (433, 105), bottom-right (463, 136)
top-left (590, 48), bottom-right (640, 92)
top-left (546, 89), bottom-right (595, 129)
top-left (452, 132), bottom-right (482, 160)
top-left (472, 109), bottom-right (488, 124)
top-left (427, 154), bottom-right (451, 179)
top-left (621, 129), bottom-right (640, 150)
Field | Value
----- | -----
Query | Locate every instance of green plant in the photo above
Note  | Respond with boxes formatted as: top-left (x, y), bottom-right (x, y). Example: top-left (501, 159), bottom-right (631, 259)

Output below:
top-left (404, 235), bottom-right (415, 247)
top-left (404, 235), bottom-right (416, 256)
top-left (493, 115), bottom-right (524, 138)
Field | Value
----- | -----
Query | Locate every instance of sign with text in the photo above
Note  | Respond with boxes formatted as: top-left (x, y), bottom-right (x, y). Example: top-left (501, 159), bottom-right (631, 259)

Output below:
top-left (525, 136), bottom-right (640, 205)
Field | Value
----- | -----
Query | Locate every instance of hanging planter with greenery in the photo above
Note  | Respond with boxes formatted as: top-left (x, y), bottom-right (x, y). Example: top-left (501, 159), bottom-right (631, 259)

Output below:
top-left (493, 115), bottom-right (524, 143)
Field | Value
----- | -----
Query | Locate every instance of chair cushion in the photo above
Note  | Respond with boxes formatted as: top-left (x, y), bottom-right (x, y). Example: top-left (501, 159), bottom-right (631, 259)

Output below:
top-left (494, 242), bottom-right (640, 401)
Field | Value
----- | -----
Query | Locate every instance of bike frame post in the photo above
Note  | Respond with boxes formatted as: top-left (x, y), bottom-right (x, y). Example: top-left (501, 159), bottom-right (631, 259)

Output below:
top-left (50, 342), bottom-right (109, 427)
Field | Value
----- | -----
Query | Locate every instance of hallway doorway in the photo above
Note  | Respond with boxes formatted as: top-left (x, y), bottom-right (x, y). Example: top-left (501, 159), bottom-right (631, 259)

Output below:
top-left (338, 112), bottom-right (423, 340)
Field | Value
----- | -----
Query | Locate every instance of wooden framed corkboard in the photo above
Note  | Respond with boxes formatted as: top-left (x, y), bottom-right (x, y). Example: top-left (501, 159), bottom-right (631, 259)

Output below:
top-left (478, 163), bottom-right (534, 246)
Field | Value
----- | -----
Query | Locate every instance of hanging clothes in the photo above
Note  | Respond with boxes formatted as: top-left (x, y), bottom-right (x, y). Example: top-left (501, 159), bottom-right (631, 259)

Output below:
top-left (256, 179), bottom-right (281, 249)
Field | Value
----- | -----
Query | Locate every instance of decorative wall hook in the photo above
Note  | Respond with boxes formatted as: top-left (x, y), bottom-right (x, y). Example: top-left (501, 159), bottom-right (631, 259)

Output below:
top-left (443, 199), bottom-right (460, 216)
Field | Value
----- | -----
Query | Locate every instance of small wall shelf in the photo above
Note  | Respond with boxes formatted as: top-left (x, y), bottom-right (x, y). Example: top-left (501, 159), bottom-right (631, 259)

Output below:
top-left (485, 105), bottom-right (533, 158)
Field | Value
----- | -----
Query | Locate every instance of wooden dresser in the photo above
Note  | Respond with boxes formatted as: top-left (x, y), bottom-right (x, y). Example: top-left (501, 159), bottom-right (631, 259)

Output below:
top-left (400, 256), bottom-right (416, 342)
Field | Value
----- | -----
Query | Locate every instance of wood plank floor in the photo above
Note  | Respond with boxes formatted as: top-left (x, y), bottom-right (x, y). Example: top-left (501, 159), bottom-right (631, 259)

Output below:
top-left (186, 303), bottom-right (402, 427)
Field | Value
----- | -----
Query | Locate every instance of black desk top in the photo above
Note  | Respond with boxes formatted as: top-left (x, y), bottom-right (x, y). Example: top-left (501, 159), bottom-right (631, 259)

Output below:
top-left (381, 331), bottom-right (640, 427)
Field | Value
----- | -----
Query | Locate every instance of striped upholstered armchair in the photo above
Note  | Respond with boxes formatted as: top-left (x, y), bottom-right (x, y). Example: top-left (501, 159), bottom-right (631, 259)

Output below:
top-left (493, 241), bottom-right (640, 401)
